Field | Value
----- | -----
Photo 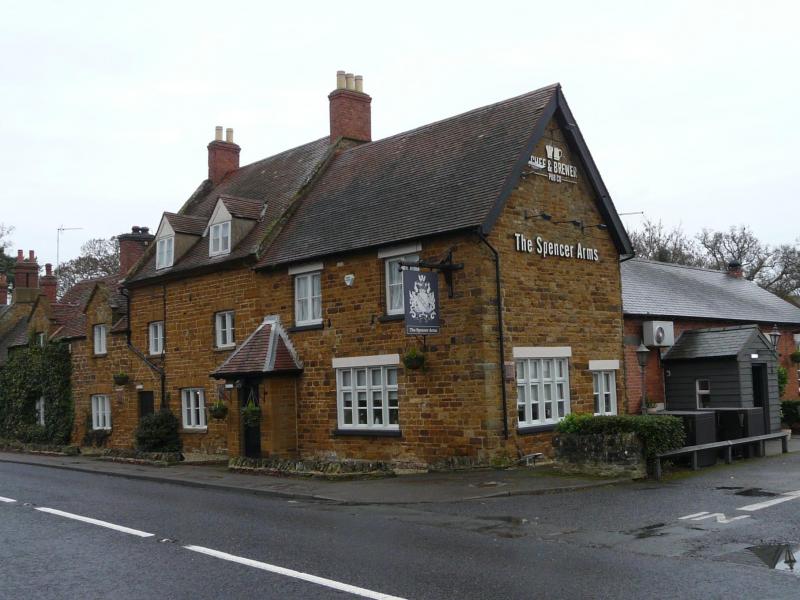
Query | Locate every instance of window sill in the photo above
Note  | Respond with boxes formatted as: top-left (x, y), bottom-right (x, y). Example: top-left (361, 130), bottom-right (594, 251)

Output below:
top-left (92, 427), bottom-right (112, 432)
top-left (333, 428), bottom-right (402, 438)
top-left (181, 427), bottom-right (208, 434)
top-left (377, 314), bottom-right (404, 323)
top-left (289, 323), bottom-right (324, 333)
top-left (93, 353), bottom-right (108, 358)
top-left (517, 424), bottom-right (557, 435)
top-left (214, 345), bottom-right (236, 353)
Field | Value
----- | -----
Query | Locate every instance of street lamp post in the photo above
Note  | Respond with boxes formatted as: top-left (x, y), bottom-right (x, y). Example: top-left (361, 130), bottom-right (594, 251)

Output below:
top-left (636, 342), bottom-right (650, 415)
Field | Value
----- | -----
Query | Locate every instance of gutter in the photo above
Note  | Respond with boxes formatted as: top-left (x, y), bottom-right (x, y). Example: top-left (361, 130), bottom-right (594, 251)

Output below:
top-left (477, 229), bottom-right (510, 440)
top-left (120, 287), bottom-right (165, 407)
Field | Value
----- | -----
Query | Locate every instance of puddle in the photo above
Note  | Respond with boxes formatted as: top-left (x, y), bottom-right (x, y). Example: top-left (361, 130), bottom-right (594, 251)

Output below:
top-left (477, 515), bottom-right (528, 525)
top-left (735, 488), bottom-right (777, 497)
top-left (748, 544), bottom-right (800, 576)
top-left (627, 523), bottom-right (669, 539)
top-left (475, 481), bottom-right (507, 489)
top-left (716, 486), bottom-right (744, 490)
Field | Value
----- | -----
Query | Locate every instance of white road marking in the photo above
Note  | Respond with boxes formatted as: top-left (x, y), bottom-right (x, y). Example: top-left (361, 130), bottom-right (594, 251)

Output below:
top-left (35, 507), bottom-right (154, 538)
top-left (0, 496), bottom-right (16, 503)
top-left (184, 544), bottom-right (407, 600)
top-left (679, 512), bottom-right (709, 520)
top-left (738, 489), bottom-right (800, 512)
top-left (689, 512), bottom-right (750, 524)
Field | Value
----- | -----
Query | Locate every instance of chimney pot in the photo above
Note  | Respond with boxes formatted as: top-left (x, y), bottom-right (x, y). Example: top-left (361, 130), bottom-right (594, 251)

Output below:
top-left (215, 126), bottom-right (223, 141)
top-left (28, 250), bottom-right (35, 262)
top-left (208, 127), bottom-right (241, 186)
top-left (345, 73), bottom-right (355, 90)
top-left (336, 70), bottom-right (346, 89)
top-left (226, 128), bottom-right (234, 143)
top-left (45, 263), bottom-right (52, 276)
top-left (16, 249), bottom-right (23, 262)
top-left (355, 75), bottom-right (363, 93)
top-left (727, 260), bottom-right (744, 279)
top-left (329, 71), bottom-right (372, 143)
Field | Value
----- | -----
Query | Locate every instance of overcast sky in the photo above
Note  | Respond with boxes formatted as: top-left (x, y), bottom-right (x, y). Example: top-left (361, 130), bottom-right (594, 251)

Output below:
top-left (1, 1), bottom-right (797, 267)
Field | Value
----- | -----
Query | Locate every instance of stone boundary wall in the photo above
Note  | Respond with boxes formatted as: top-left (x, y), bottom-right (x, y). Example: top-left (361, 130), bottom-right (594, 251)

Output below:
top-left (553, 432), bottom-right (646, 479)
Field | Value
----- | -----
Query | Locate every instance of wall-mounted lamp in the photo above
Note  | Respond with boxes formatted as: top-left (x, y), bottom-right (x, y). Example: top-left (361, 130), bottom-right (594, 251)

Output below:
top-left (768, 324), bottom-right (782, 349)
top-left (524, 209), bottom-right (552, 221)
top-left (581, 222), bottom-right (608, 233)
top-left (553, 219), bottom-right (583, 228)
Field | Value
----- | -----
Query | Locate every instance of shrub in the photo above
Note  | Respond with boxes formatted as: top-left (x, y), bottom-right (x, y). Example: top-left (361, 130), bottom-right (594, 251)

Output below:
top-left (555, 413), bottom-right (685, 457)
top-left (777, 366), bottom-right (788, 397)
top-left (781, 400), bottom-right (800, 426)
top-left (134, 409), bottom-right (182, 452)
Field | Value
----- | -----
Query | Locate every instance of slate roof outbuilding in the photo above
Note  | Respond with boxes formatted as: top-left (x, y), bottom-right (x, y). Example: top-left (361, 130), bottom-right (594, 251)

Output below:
top-left (662, 325), bottom-right (769, 361)
top-left (621, 259), bottom-right (800, 325)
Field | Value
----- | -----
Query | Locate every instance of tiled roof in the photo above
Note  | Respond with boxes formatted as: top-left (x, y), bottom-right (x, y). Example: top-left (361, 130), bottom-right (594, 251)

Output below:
top-left (52, 274), bottom-right (124, 341)
top-left (662, 325), bottom-right (767, 361)
top-left (127, 137), bottom-right (332, 283)
top-left (164, 213), bottom-right (207, 236)
top-left (622, 259), bottom-right (800, 325)
top-left (221, 196), bottom-right (262, 220)
top-left (0, 316), bottom-right (27, 365)
top-left (211, 316), bottom-right (302, 378)
top-left (257, 85), bottom-right (561, 267)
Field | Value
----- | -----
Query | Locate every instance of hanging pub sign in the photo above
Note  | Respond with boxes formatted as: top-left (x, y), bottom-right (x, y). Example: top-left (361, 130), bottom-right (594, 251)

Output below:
top-left (404, 270), bottom-right (441, 335)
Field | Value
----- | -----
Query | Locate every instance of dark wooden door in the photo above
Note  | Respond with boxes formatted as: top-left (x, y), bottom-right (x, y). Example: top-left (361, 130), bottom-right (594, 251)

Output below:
top-left (751, 364), bottom-right (770, 433)
top-left (240, 382), bottom-right (261, 458)
top-left (138, 391), bottom-right (155, 419)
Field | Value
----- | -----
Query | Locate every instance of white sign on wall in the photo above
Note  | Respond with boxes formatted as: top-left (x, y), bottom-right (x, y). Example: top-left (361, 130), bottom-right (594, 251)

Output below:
top-left (514, 233), bottom-right (599, 262)
top-left (527, 144), bottom-right (577, 184)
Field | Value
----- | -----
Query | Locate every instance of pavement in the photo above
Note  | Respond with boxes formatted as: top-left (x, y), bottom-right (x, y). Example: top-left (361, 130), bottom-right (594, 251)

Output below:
top-left (0, 437), bottom-right (795, 505)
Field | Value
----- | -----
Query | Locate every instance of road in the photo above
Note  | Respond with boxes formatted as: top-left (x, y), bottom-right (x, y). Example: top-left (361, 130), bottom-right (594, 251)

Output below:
top-left (1, 450), bottom-right (799, 599)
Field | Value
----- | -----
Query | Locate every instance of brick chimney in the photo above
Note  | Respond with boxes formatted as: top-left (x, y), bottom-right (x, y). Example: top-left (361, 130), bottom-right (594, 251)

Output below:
top-left (40, 263), bottom-right (57, 303)
top-left (0, 273), bottom-right (7, 306)
top-left (117, 226), bottom-right (155, 277)
top-left (329, 70), bottom-right (371, 144)
top-left (727, 260), bottom-right (744, 279)
top-left (207, 126), bottom-right (240, 186)
top-left (14, 250), bottom-right (39, 289)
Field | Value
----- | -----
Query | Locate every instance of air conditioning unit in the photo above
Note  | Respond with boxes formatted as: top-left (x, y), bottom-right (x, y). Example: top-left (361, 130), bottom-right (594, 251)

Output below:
top-left (643, 321), bottom-right (674, 347)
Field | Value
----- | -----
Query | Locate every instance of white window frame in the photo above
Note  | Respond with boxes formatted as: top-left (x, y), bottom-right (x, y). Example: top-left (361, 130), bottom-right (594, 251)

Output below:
top-left (156, 236), bottom-right (174, 270)
top-left (516, 357), bottom-right (571, 427)
top-left (696, 379), bottom-right (711, 409)
top-left (181, 388), bottom-right (207, 429)
top-left (592, 371), bottom-right (617, 416)
top-left (149, 321), bottom-right (164, 355)
top-left (215, 311), bottom-right (235, 348)
top-left (384, 253), bottom-right (419, 315)
top-left (209, 221), bottom-right (231, 257)
top-left (294, 271), bottom-right (322, 327)
top-left (91, 394), bottom-right (111, 430)
top-left (35, 396), bottom-right (45, 426)
top-left (93, 324), bottom-right (107, 355)
top-left (336, 364), bottom-right (400, 430)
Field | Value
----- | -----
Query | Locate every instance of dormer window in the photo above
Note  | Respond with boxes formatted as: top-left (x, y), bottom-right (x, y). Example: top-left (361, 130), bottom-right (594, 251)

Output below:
top-left (210, 221), bottom-right (231, 256)
top-left (156, 236), bottom-right (174, 269)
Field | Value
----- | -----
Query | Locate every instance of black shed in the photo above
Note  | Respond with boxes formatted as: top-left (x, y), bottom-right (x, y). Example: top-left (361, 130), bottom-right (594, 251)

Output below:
top-left (662, 325), bottom-right (780, 434)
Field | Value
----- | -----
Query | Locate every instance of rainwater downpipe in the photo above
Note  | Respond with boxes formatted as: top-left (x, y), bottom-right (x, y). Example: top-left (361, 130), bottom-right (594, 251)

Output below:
top-left (121, 287), bottom-right (166, 408)
top-left (478, 230), bottom-right (509, 440)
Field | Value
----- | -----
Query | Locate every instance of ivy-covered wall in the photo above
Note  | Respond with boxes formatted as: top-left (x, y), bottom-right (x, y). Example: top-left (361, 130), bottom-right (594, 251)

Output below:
top-left (0, 340), bottom-right (73, 444)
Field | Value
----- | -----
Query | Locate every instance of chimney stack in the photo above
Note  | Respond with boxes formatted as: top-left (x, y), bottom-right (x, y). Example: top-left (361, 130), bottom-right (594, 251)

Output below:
top-left (0, 273), bottom-right (7, 306)
top-left (329, 70), bottom-right (372, 144)
top-left (11, 249), bottom-right (39, 303)
top-left (40, 263), bottom-right (57, 304)
top-left (208, 125), bottom-right (241, 186)
top-left (727, 260), bottom-right (744, 279)
top-left (118, 225), bottom-right (155, 278)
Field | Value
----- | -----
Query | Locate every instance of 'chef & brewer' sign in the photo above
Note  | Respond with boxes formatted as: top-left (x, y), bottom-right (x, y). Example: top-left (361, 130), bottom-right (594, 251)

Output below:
top-left (403, 271), bottom-right (441, 335)
top-left (527, 144), bottom-right (577, 184)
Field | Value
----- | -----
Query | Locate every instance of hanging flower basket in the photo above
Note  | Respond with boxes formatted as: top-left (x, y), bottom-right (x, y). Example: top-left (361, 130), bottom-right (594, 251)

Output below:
top-left (241, 400), bottom-right (262, 428)
top-left (790, 351), bottom-right (800, 364)
top-left (403, 348), bottom-right (425, 370)
top-left (113, 373), bottom-right (130, 386)
top-left (208, 401), bottom-right (229, 420)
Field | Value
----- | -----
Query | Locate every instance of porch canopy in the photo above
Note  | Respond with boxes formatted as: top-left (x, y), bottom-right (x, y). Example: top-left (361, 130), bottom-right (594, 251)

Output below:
top-left (211, 315), bottom-right (302, 379)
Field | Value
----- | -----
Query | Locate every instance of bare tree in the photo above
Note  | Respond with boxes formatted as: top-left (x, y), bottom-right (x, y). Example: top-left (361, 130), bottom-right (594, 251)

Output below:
top-left (628, 219), bottom-right (704, 266)
top-left (55, 238), bottom-right (119, 298)
top-left (696, 225), bottom-right (772, 279)
top-left (0, 223), bottom-right (15, 285)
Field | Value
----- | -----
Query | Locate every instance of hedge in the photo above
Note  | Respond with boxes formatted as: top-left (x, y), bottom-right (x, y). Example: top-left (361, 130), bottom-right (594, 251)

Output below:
top-left (781, 400), bottom-right (800, 426)
top-left (134, 409), bottom-right (182, 452)
top-left (555, 413), bottom-right (685, 458)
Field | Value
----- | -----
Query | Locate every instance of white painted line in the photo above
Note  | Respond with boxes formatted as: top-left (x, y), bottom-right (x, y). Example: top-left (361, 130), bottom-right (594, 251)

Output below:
top-left (690, 513), bottom-right (749, 524)
top-left (738, 490), bottom-right (800, 512)
top-left (0, 496), bottom-right (16, 503)
top-left (184, 545), bottom-right (407, 600)
top-left (679, 512), bottom-right (709, 520)
top-left (35, 507), bottom-right (154, 538)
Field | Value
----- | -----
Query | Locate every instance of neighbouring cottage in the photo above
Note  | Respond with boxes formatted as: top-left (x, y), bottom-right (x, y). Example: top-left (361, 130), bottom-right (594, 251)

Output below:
top-left (113, 72), bottom-right (633, 466)
top-left (622, 259), bottom-right (800, 415)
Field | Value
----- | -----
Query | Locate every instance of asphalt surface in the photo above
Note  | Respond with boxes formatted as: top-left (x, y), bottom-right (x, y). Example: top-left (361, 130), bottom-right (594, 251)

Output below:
top-left (1, 451), bottom-right (799, 599)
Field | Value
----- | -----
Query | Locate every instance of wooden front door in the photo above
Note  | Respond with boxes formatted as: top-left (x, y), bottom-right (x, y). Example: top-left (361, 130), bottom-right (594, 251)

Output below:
top-left (240, 381), bottom-right (261, 458)
top-left (138, 391), bottom-right (154, 420)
